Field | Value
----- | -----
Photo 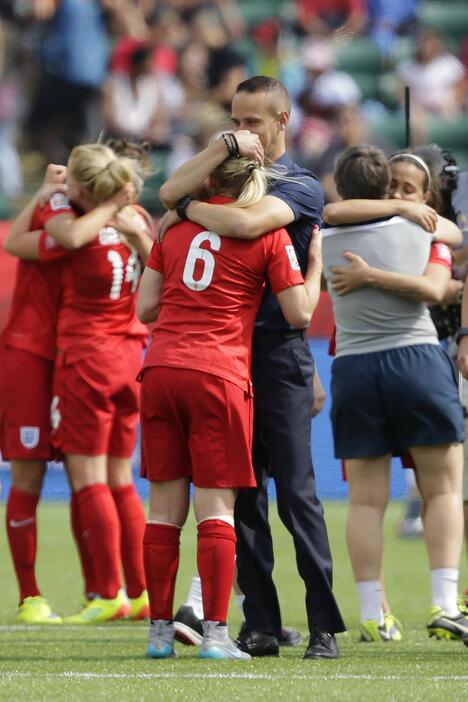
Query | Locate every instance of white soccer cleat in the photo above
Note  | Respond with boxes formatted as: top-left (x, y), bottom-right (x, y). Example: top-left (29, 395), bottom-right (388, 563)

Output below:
top-left (147, 619), bottom-right (176, 659)
top-left (199, 621), bottom-right (251, 660)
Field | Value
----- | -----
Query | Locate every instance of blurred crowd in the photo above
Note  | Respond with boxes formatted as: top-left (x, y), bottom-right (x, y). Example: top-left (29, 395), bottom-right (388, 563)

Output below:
top-left (0, 0), bottom-right (467, 214)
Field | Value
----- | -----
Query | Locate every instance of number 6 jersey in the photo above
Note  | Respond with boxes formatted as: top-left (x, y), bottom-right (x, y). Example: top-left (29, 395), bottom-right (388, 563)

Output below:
top-left (39, 207), bottom-right (148, 362)
top-left (143, 195), bottom-right (304, 391)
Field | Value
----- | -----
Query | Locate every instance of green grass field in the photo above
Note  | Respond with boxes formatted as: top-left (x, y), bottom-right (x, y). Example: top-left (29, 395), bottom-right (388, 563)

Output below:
top-left (0, 501), bottom-right (467, 701)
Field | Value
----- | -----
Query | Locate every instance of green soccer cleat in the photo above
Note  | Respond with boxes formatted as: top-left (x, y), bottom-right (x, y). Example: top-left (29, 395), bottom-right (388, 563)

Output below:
top-left (129, 590), bottom-right (150, 621)
top-left (360, 614), bottom-right (403, 642)
top-left (427, 606), bottom-right (468, 641)
top-left (64, 589), bottom-right (130, 624)
top-left (457, 592), bottom-right (468, 616)
top-left (16, 596), bottom-right (62, 624)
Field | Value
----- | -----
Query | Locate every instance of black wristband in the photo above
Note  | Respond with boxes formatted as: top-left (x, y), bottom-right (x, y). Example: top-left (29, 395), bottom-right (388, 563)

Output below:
top-left (175, 195), bottom-right (194, 220)
top-left (221, 132), bottom-right (240, 158)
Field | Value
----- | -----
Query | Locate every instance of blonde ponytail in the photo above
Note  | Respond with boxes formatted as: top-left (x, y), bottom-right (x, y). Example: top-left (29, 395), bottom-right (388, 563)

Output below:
top-left (68, 144), bottom-right (136, 203)
top-left (211, 157), bottom-right (268, 208)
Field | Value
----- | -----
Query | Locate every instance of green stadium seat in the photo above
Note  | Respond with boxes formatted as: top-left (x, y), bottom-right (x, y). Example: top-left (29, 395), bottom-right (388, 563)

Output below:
top-left (349, 72), bottom-right (380, 100)
top-left (419, 2), bottom-right (468, 39)
top-left (335, 38), bottom-right (383, 74)
top-left (237, 0), bottom-right (284, 27)
top-left (378, 72), bottom-right (400, 110)
top-left (428, 117), bottom-right (468, 151)
top-left (0, 194), bottom-right (13, 220)
top-left (369, 112), bottom-right (407, 150)
top-left (139, 151), bottom-right (168, 216)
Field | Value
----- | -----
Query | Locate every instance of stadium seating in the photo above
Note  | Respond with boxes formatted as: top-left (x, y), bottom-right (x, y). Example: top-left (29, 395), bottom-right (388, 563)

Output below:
top-left (419, 2), bottom-right (468, 38)
top-left (335, 38), bottom-right (383, 74)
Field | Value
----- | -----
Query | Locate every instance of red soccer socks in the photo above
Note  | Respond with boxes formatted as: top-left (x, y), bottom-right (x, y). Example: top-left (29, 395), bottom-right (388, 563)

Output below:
top-left (197, 519), bottom-right (236, 623)
top-left (74, 484), bottom-right (122, 599)
top-left (6, 487), bottom-right (40, 602)
top-left (111, 484), bottom-right (146, 598)
top-left (144, 523), bottom-right (181, 621)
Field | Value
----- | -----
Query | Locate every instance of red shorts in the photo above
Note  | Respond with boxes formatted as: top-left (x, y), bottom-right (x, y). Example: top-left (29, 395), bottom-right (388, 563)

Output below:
top-left (52, 338), bottom-right (143, 456)
top-left (0, 345), bottom-right (54, 460)
top-left (140, 366), bottom-right (256, 489)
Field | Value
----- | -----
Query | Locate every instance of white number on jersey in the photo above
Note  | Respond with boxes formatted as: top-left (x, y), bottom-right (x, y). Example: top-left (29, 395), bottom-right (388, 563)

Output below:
top-left (107, 247), bottom-right (141, 299)
top-left (182, 231), bottom-right (221, 292)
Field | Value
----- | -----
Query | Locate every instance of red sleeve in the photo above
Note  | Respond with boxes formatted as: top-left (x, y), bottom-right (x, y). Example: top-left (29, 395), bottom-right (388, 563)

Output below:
top-left (39, 194), bottom-right (74, 225)
top-left (429, 242), bottom-right (452, 270)
top-left (265, 229), bottom-right (304, 294)
top-left (145, 240), bottom-right (163, 273)
top-left (38, 231), bottom-right (69, 262)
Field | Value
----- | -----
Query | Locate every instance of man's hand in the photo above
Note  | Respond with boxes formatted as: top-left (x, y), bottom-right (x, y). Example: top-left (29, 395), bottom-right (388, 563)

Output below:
top-left (458, 336), bottom-right (468, 378)
top-left (157, 210), bottom-right (181, 243)
top-left (234, 130), bottom-right (264, 164)
top-left (331, 252), bottom-right (370, 295)
top-left (311, 371), bottom-right (326, 417)
top-left (398, 201), bottom-right (438, 232)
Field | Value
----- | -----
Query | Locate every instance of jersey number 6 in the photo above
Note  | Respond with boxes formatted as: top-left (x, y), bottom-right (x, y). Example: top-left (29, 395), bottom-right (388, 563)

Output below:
top-left (182, 231), bottom-right (221, 292)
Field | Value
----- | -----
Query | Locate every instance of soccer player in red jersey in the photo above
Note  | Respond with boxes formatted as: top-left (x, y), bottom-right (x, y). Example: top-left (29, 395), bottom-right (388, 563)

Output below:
top-left (137, 155), bottom-right (323, 660)
top-left (4, 144), bottom-right (153, 623)
top-left (1, 163), bottom-right (133, 623)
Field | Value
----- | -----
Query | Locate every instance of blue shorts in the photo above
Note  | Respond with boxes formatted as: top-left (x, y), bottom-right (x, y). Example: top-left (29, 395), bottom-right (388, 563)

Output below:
top-left (331, 344), bottom-right (465, 459)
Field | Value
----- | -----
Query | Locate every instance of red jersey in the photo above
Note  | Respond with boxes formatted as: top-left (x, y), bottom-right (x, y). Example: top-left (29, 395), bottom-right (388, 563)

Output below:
top-left (39, 206), bottom-right (148, 361)
top-left (0, 193), bottom-right (72, 360)
top-left (144, 196), bottom-right (304, 390)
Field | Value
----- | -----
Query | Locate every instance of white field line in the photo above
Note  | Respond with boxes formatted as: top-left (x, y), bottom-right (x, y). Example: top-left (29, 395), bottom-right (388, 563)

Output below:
top-left (1, 672), bottom-right (468, 682)
top-left (0, 625), bottom-right (145, 632)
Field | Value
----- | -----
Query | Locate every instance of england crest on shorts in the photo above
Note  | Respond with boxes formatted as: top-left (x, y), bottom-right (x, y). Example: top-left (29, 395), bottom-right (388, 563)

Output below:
top-left (19, 426), bottom-right (40, 449)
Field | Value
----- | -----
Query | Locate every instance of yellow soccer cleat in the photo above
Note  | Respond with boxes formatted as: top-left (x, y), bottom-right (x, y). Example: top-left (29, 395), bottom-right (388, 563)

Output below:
top-left (129, 590), bottom-right (150, 621)
top-left (64, 589), bottom-right (130, 624)
top-left (427, 605), bottom-right (468, 641)
top-left (17, 596), bottom-right (62, 624)
top-left (359, 614), bottom-right (403, 642)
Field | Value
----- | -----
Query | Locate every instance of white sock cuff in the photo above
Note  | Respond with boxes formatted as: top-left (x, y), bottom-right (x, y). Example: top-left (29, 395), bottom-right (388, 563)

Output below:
top-left (197, 515), bottom-right (234, 528)
top-left (146, 520), bottom-right (182, 529)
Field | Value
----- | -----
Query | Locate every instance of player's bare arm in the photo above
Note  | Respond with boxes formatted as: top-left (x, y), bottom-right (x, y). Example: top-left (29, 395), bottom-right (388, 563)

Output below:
top-left (45, 183), bottom-right (135, 250)
top-left (159, 131), bottom-right (264, 210)
top-left (111, 206), bottom-right (154, 264)
top-left (137, 267), bottom-right (164, 324)
top-left (4, 165), bottom-right (68, 257)
top-left (276, 225), bottom-right (322, 327)
top-left (324, 199), bottom-right (438, 233)
top-left (331, 252), bottom-right (453, 303)
top-left (186, 194), bottom-right (295, 240)
top-left (434, 215), bottom-right (463, 247)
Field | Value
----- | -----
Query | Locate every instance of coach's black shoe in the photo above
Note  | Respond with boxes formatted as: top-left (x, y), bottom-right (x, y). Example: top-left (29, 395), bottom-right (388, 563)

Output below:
top-left (278, 627), bottom-right (303, 647)
top-left (173, 605), bottom-right (204, 646)
top-left (303, 629), bottom-right (339, 659)
top-left (236, 628), bottom-right (279, 656)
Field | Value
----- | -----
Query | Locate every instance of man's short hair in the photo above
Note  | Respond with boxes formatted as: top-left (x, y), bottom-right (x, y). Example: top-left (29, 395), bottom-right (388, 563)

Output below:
top-left (236, 76), bottom-right (291, 114)
top-left (334, 145), bottom-right (390, 200)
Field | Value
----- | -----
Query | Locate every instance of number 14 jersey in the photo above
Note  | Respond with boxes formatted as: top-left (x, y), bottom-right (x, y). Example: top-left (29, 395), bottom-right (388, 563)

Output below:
top-left (144, 196), bottom-right (304, 391)
top-left (39, 212), bottom-right (148, 362)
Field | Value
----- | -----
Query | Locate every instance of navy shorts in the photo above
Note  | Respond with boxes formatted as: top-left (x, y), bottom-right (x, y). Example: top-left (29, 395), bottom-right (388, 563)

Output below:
top-left (331, 344), bottom-right (465, 459)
